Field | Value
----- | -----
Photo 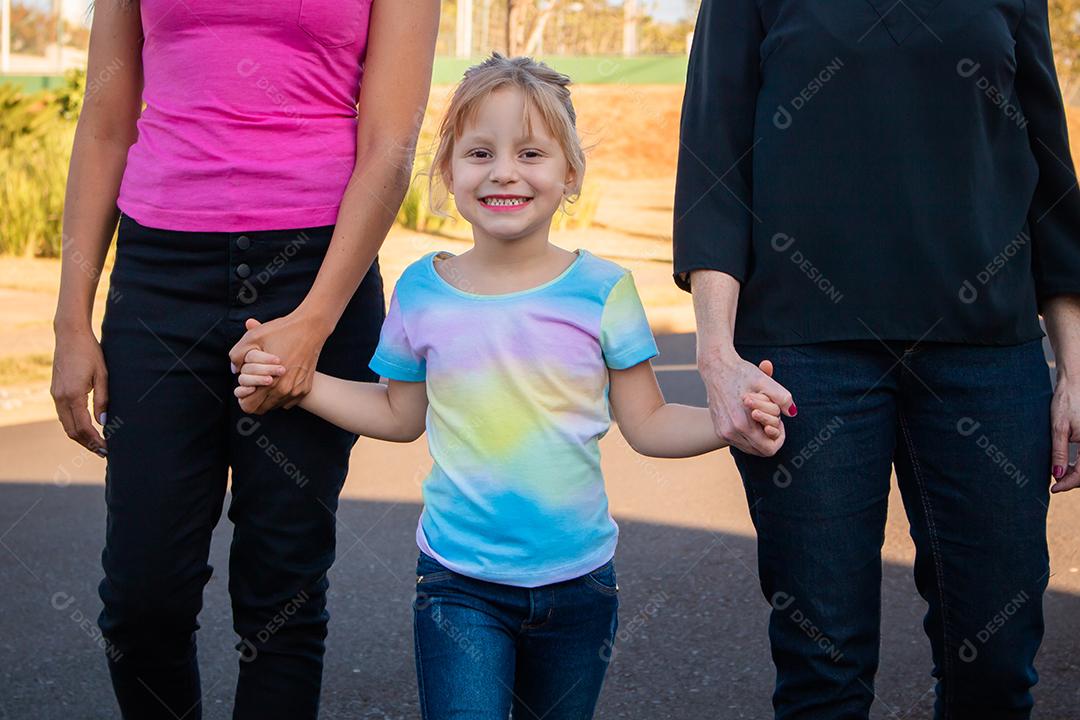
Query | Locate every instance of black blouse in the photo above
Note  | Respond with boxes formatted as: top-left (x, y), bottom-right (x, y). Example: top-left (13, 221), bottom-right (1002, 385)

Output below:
top-left (673, 0), bottom-right (1080, 346)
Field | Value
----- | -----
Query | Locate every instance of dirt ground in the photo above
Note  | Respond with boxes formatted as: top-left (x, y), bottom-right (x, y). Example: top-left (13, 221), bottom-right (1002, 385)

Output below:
top-left (1, 89), bottom-right (1077, 427)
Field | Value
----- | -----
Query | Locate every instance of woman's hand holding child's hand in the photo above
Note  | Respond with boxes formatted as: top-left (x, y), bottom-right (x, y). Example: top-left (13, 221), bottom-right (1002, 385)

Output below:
top-left (743, 359), bottom-right (784, 440)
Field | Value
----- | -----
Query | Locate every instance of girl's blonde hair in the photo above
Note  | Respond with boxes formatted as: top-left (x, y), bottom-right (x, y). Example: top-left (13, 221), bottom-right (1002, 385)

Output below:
top-left (426, 52), bottom-right (587, 217)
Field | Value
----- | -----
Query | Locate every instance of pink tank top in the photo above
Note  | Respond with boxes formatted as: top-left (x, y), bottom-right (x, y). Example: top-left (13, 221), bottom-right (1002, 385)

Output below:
top-left (117, 0), bottom-right (374, 232)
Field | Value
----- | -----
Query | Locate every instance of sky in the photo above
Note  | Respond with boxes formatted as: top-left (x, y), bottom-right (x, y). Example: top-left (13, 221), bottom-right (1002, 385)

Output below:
top-left (648, 0), bottom-right (691, 23)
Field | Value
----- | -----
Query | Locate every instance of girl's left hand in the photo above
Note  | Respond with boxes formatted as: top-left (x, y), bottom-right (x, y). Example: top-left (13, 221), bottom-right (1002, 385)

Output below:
top-left (1050, 374), bottom-right (1079, 493)
top-left (228, 314), bottom-right (328, 414)
top-left (743, 391), bottom-right (783, 439)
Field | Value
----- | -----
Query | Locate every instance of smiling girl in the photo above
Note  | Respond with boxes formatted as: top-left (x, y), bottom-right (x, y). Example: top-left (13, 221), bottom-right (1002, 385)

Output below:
top-left (232, 53), bottom-right (783, 719)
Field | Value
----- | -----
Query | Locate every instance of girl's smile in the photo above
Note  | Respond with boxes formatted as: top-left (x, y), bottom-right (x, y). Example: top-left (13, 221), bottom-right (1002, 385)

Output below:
top-left (478, 194), bottom-right (534, 212)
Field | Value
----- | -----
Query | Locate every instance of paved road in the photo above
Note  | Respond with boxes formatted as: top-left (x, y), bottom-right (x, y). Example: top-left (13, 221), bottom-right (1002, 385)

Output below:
top-left (2, 333), bottom-right (1078, 719)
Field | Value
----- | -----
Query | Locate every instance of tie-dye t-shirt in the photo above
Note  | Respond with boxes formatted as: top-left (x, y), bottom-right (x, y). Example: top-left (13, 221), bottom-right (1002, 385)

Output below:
top-left (368, 248), bottom-right (659, 587)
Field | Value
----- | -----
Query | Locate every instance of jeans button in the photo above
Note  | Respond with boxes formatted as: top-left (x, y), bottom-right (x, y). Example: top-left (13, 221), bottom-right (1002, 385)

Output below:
top-left (236, 235), bottom-right (251, 250)
top-left (236, 263), bottom-right (251, 279)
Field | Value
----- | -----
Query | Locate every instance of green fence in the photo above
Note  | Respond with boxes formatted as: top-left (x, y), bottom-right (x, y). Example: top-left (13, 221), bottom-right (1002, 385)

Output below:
top-left (432, 55), bottom-right (688, 84)
top-left (2, 55), bottom-right (689, 92)
top-left (0, 74), bottom-right (71, 92)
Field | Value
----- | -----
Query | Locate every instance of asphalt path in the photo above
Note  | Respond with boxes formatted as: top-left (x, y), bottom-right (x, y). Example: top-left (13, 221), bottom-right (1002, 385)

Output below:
top-left (1, 333), bottom-right (1078, 719)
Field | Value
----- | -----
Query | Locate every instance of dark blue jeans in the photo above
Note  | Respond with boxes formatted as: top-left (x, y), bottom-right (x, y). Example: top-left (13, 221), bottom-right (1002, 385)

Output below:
top-left (732, 339), bottom-right (1053, 720)
top-left (97, 214), bottom-right (384, 719)
top-left (412, 551), bottom-right (619, 719)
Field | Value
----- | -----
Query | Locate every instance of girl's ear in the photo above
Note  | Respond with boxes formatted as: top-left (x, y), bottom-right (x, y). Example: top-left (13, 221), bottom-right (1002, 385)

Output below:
top-left (564, 172), bottom-right (581, 197)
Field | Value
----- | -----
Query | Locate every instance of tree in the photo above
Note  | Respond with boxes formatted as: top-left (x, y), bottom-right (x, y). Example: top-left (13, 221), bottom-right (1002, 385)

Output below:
top-left (1049, 0), bottom-right (1080, 103)
top-left (507, 0), bottom-right (566, 55)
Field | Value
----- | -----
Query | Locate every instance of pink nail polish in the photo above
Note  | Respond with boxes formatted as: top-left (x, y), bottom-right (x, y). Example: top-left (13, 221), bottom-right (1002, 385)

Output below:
top-left (789, 403), bottom-right (798, 417)
top-left (1053, 465), bottom-right (1065, 479)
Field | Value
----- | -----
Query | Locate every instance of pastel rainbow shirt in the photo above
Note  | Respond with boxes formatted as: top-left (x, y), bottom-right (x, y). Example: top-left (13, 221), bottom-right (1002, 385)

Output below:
top-left (368, 249), bottom-right (659, 587)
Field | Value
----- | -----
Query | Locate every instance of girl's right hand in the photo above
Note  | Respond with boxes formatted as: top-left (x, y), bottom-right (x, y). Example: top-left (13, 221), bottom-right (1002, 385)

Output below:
top-left (234, 348), bottom-right (287, 403)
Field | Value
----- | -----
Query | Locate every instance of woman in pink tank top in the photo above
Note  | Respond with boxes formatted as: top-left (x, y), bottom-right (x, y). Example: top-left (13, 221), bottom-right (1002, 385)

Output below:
top-left (50, 2), bottom-right (439, 718)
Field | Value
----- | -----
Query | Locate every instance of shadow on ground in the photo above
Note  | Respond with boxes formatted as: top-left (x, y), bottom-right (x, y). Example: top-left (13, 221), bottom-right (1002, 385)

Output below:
top-left (2, 483), bottom-right (1079, 720)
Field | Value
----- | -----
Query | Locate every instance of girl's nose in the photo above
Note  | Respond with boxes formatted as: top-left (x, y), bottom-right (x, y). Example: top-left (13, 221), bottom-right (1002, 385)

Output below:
top-left (489, 157), bottom-right (517, 183)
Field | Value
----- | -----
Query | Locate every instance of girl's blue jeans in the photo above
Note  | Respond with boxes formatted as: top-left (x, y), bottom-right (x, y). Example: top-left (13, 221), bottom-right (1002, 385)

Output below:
top-left (412, 551), bottom-right (620, 719)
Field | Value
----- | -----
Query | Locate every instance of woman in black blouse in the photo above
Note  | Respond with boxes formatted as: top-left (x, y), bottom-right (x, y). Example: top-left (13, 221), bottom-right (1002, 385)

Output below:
top-left (674, 1), bottom-right (1080, 718)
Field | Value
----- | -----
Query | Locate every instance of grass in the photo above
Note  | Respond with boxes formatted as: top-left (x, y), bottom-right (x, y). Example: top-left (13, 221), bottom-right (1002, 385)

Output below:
top-left (7, 57), bottom-right (691, 93)
top-left (1, 127), bottom-right (73, 257)
top-left (0, 70), bottom-right (83, 257)
top-left (0, 353), bottom-right (53, 386)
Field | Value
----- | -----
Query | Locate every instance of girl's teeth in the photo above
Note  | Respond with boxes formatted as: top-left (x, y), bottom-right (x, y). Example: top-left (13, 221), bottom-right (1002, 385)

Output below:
top-left (486, 198), bottom-right (527, 206)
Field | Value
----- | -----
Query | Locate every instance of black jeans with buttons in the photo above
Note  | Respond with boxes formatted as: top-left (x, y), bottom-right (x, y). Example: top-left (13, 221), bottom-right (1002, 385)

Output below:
top-left (97, 214), bottom-right (385, 720)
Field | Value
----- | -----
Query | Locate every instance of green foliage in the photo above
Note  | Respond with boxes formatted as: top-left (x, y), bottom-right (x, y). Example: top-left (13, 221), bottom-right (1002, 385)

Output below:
top-left (0, 68), bottom-right (83, 257)
top-left (1050, 1), bottom-right (1080, 102)
top-left (552, 181), bottom-right (600, 232)
top-left (396, 170), bottom-right (463, 235)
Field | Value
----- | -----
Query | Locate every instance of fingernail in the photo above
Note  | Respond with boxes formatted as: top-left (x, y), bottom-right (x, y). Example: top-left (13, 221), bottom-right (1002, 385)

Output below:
top-left (98, 412), bottom-right (107, 425)
top-left (96, 448), bottom-right (107, 457)
top-left (1053, 465), bottom-right (1065, 479)
top-left (789, 403), bottom-right (798, 417)
top-left (230, 362), bottom-right (237, 374)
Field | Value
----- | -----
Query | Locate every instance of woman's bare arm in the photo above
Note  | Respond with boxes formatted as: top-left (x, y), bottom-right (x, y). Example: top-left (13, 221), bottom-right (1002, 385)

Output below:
top-left (51, 0), bottom-right (143, 453)
top-left (229, 0), bottom-right (441, 413)
top-left (1043, 295), bottom-right (1080, 492)
top-left (299, 0), bottom-right (442, 331)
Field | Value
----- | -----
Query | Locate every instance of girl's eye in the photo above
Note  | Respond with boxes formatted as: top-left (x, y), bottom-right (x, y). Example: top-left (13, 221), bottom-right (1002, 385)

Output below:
top-left (466, 149), bottom-right (543, 159)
